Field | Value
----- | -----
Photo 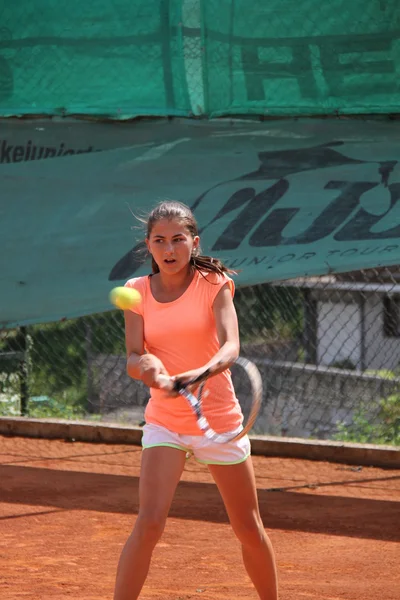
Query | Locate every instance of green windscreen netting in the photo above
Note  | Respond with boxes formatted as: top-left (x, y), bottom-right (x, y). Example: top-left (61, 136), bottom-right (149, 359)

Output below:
top-left (0, 1), bottom-right (192, 117)
top-left (0, 0), bottom-right (399, 118)
top-left (202, 0), bottom-right (400, 116)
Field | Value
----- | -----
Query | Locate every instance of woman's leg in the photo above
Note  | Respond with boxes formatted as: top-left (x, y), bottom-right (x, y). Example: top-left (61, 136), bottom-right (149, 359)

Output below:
top-left (113, 446), bottom-right (187, 600)
top-left (208, 457), bottom-right (278, 600)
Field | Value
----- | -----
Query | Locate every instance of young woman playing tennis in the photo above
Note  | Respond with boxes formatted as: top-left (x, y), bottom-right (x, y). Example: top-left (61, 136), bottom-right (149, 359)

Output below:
top-left (113, 201), bottom-right (278, 600)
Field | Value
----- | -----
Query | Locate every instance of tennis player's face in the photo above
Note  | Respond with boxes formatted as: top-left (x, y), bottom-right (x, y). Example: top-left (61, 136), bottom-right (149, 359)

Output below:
top-left (146, 218), bottom-right (199, 275)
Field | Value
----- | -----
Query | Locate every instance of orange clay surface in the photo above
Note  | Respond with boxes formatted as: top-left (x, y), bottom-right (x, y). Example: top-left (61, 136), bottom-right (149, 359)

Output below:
top-left (0, 434), bottom-right (399, 600)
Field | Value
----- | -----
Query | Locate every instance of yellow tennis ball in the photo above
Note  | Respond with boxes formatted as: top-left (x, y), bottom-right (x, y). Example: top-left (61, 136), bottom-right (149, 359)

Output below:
top-left (109, 286), bottom-right (142, 310)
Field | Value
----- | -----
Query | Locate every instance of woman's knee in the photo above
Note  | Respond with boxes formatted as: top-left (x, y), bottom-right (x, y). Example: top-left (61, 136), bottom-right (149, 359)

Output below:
top-left (133, 511), bottom-right (167, 546)
top-left (231, 515), bottom-right (266, 548)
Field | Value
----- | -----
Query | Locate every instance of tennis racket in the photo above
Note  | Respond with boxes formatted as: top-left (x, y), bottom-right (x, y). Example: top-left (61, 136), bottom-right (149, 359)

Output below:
top-left (158, 357), bottom-right (262, 443)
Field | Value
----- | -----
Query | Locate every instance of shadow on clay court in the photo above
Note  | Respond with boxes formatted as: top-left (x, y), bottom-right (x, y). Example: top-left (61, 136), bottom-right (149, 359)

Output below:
top-left (1, 463), bottom-right (399, 543)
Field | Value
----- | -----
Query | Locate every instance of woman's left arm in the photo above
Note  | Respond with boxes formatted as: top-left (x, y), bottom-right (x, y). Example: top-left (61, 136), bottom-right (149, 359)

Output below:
top-left (205, 282), bottom-right (240, 373)
top-left (172, 283), bottom-right (240, 386)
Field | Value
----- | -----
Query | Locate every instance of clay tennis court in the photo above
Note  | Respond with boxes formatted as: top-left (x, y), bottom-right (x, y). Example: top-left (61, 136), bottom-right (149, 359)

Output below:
top-left (1, 433), bottom-right (399, 600)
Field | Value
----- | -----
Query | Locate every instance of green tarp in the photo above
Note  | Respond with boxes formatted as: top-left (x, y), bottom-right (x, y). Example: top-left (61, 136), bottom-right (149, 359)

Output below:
top-left (1, 117), bottom-right (400, 327)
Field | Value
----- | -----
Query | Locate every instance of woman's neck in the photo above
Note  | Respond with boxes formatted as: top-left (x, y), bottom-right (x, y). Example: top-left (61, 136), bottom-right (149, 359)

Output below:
top-left (156, 266), bottom-right (195, 291)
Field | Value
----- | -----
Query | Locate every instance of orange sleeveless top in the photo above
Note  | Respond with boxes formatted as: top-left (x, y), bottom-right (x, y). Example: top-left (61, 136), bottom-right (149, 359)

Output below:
top-left (125, 271), bottom-right (243, 435)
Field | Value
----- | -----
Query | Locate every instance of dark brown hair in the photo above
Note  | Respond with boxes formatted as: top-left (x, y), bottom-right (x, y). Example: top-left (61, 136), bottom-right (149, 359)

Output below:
top-left (145, 201), bottom-right (234, 277)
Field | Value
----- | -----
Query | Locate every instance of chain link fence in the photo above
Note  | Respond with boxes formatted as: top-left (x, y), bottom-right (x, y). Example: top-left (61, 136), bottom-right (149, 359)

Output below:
top-left (1, 267), bottom-right (399, 445)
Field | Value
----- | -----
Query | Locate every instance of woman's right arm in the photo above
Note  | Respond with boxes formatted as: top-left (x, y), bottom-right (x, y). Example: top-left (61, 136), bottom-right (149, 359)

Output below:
top-left (124, 309), bottom-right (169, 387)
top-left (124, 310), bottom-right (145, 380)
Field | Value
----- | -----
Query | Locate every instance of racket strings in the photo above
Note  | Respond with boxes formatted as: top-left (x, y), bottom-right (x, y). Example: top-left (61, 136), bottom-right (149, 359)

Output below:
top-left (199, 359), bottom-right (262, 440)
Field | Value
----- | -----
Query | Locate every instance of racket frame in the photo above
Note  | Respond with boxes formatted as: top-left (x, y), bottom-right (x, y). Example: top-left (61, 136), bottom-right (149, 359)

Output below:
top-left (159, 357), bottom-right (262, 443)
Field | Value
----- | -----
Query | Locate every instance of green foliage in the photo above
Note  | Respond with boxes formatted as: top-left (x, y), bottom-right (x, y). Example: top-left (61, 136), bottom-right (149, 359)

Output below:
top-left (0, 372), bottom-right (20, 416)
top-left (235, 284), bottom-right (303, 342)
top-left (28, 398), bottom-right (101, 421)
top-left (0, 311), bottom-right (126, 416)
top-left (335, 394), bottom-right (400, 446)
top-left (29, 312), bottom-right (124, 404)
top-left (331, 358), bottom-right (356, 370)
top-left (364, 369), bottom-right (398, 380)
top-left (0, 399), bottom-right (20, 417)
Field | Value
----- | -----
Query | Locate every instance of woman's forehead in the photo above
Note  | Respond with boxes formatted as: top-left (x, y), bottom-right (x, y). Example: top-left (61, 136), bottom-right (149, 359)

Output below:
top-left (149, 218), bottom-right (190, 236)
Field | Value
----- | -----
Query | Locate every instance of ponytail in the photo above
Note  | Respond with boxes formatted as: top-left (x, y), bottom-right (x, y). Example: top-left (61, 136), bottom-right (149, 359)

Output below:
top-left (151, 256), bottom-right (160, 274)
top-left (191, 254), bottom-right (235, 277)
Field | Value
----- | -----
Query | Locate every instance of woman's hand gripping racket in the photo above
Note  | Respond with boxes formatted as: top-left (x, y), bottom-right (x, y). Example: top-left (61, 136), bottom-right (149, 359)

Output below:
top-left (158, 357), bottom-right (262, 443)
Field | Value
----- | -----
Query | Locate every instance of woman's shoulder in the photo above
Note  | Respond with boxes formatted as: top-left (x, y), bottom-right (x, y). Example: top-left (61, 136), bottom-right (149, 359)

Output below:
top-left (196, 270), bottom-right (235, 298)
top-left (124, 275), bottom-right (149, 292)
top-left (198, 270), bottom-right (233, 284)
